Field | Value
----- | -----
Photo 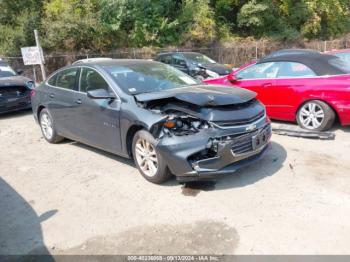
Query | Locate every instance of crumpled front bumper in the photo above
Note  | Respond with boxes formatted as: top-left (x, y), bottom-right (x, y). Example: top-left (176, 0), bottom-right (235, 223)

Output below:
top-left (156, 119), bottom-right (271, 181)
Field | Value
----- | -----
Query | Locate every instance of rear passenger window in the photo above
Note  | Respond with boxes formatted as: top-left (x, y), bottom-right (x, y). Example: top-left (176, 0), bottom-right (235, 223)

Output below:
top-left (55, 68), bottom-right (78, 90)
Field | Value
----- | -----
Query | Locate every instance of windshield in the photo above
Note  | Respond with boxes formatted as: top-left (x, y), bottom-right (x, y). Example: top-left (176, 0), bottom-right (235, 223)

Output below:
top-left (0, 64), bottom-right (16, 78)
top-left (183, 53), bottom-right (216, 64)
top-left (328, 57), bottom-right (350, 73)
top-left (104, 63), bottom-right (199, 95)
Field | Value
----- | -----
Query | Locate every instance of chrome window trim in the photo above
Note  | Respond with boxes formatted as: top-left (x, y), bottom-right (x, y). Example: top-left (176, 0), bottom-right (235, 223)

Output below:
top-left (46, 65), bottom-right (121, 101)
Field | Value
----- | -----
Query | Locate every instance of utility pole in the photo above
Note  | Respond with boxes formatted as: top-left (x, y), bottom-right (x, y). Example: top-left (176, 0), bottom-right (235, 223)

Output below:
top-left (34, 29), bottom-right (46, 81)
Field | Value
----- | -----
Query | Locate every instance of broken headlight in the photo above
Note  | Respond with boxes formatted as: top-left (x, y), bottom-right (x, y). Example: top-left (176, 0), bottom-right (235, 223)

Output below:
top-left (162, 116), bottom-right (211, 136)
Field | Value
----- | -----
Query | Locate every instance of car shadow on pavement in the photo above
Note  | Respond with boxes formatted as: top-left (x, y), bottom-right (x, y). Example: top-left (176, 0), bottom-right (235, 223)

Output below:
top-left (0, 109), bottom-right (32, 120)
top-left (70, 142), bottom-right (136, 167)
top-left (330, 123), bottom-right (350, 133)
top-left (162, 141), bottom-right (287, 191)
top-left (0, 178), bottom-right (55, 261)
top-left (214, 141), bottom-right (287, 190)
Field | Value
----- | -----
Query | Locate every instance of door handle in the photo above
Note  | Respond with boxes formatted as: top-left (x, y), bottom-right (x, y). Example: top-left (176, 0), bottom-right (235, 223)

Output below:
top-left (75, 99), bottom-right (82, 105)
top-left (49, 93), bottom-right (55, 98)
top-left (262, 83), bottom-right (272, 88)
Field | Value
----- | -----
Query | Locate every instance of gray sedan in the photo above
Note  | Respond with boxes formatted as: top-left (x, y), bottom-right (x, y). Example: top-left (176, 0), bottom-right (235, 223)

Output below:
top-left (31, 59), bottom-right (271, 184)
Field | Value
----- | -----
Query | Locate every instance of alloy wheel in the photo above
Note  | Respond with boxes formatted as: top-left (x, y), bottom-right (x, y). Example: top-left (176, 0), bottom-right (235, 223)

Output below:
top-left (299, 102), bottom-right (325, 130)
top-left (40, 113), bottom-right (54, 140)
top-left (134, 138), bottom-right (159, 177)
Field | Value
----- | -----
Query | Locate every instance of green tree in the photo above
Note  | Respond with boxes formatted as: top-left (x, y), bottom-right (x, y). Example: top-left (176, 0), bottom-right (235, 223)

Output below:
top-left (0, 0), bottom-right (43, 55)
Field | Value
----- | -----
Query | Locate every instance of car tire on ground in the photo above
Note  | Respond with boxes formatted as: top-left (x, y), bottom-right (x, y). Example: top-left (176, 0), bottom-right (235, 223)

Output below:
top-left (297, 100), bottom-right (335, 131)
top-left (39, 108), bottom-right (64, 143)
top-left (132, 130), bottom-right (172, 184)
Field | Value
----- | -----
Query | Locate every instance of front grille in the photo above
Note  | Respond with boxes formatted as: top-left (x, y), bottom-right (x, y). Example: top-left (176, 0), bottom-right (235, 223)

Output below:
top-left (231, 134), bottom-right (254, 154)
top-left (231, 125), bottom-right (271, 155)
top-left (213, 111), bottom-right (265, 127)
top-left (0, 86), bottom-right (28, 99)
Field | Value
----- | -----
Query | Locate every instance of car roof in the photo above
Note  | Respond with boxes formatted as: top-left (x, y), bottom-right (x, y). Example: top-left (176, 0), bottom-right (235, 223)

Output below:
top-left (265, 49), bottom-right (320, 58)
top-left (71, 59), bottom-right (162, 67)
top-left (72, 57), bottom-right (113, 65)
top-left (258, 52), bottom-right (345, 75)
top-left (156, 51), bottom-right (201, 56)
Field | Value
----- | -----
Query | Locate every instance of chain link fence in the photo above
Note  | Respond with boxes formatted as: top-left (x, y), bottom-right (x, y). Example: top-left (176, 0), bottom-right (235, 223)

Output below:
top-left (3, 39), bottom-right (350, 82)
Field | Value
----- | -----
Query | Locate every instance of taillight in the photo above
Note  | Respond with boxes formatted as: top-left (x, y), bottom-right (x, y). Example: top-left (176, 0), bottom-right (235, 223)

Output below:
top-left (30, 90), bottom-right (36, 97)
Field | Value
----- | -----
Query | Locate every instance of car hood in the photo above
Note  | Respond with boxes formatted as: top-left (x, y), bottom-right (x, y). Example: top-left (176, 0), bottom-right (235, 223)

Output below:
top-left (0, 76), bottom-right (32, 87)
top-left (135, 84), bottom-right (256, 107)
top-left (199, 63), bottom-right (231, 75)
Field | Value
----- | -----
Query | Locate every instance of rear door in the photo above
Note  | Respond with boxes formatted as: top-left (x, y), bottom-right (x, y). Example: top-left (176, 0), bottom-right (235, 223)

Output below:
top-left (273, 62), bottom-right (317, 120)
top-left (46, 67), bottom-right (79, 138)
top-left (72, 67), bottom-right (122, 154)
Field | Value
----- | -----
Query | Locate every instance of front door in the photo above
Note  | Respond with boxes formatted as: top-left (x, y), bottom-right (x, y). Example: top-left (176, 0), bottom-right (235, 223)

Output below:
top-left (73, 67), bottom-right (122, 154)
top-left (233, 62), bottom-right (278, 116)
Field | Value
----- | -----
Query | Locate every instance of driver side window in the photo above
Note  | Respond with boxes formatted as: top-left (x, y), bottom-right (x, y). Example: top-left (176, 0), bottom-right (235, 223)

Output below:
top-left (80, 68), bottom-right (111, 93)
top-left (236, 62), bottom-right (278, 80)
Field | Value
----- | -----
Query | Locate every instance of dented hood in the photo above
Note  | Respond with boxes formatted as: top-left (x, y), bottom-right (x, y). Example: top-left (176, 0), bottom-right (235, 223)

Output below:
top-left (134, 84), bottom-right (256, 106)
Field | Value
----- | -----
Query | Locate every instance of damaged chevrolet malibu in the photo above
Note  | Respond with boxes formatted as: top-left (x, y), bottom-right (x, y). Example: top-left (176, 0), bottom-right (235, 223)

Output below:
top-left (31, 60), bottom-right (271, 184)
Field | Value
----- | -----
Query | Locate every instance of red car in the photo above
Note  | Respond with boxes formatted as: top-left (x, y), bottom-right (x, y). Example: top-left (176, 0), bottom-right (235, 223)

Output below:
top-left (205, 52), bottom-right (350, 131)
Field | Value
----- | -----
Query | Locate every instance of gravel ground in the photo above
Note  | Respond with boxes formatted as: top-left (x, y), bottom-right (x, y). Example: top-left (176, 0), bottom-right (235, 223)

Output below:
top-left (1, 110), bottom-right (350, 255)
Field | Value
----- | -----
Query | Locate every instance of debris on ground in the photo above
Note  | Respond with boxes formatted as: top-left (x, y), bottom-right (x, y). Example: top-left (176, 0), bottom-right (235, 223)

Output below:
top-left (271, 123), bottom-right (335, 140)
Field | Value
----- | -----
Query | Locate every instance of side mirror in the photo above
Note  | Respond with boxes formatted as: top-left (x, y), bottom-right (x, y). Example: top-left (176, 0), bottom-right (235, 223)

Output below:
top-left (87, 89), bottom-right (115, 99)
top-left (227, 74), bottom-right (237, 83)
top-left (16, 69), bottom-right (23, 75)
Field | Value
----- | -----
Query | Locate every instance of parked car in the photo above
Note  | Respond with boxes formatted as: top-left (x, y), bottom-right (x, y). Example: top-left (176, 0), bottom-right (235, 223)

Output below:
top-left (31, 59), bottom-right (271, 184)
top-left (325, 49), bottom-right (350, 64)
top-left (0, 59), bottom-right (34, 114)
top-left (155, 52), bottom-right (231, 80)
top-left (205, 52), bottom-right (350, 131)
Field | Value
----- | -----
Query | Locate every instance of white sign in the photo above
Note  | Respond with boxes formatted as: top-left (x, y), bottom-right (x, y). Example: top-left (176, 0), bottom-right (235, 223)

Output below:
top-left (21, 46), bottom-right (43, 65)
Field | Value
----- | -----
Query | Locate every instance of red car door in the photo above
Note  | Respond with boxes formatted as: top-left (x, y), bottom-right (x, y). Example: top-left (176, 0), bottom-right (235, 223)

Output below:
top-left (272, 62), bottom-right (318, 121)
top-left (230, 62), bottom-right (278, 116)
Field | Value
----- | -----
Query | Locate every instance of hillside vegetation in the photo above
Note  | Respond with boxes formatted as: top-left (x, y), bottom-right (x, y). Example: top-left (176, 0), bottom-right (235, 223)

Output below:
top-left (0, 0), bottom-right (349, 55)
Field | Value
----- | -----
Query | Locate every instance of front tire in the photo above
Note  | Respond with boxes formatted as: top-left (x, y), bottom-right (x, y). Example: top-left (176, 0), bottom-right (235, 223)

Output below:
top-left (39, 108), bottom-right (64, 143)
top-left (297, 100), bottom-right (335, 131)
top-left (132, 130), bottom-right (172, 184)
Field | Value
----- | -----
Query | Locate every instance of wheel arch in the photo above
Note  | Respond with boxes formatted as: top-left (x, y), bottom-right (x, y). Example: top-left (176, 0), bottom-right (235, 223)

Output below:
top-left (125, 125), bottom-right (145, 158)
top-left (36, 105), bottom-right (46, 121)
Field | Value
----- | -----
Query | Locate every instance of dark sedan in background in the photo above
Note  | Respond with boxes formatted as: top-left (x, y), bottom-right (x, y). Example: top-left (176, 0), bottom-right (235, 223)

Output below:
top-left (0, 59), bottom-right (34, 114)
top-left (31, 59), bottom-right (271, 184)
top-left (155, 52), bottom-right (231, 80)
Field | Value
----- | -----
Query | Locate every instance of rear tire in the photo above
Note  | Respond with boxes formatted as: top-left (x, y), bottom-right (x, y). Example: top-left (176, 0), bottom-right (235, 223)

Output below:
top-left (297, 100), bottom-right (335, 131)
top-left (132, 130), bottom-right (172, 184)
top-left (39, 108), bottom-right (64, 143)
